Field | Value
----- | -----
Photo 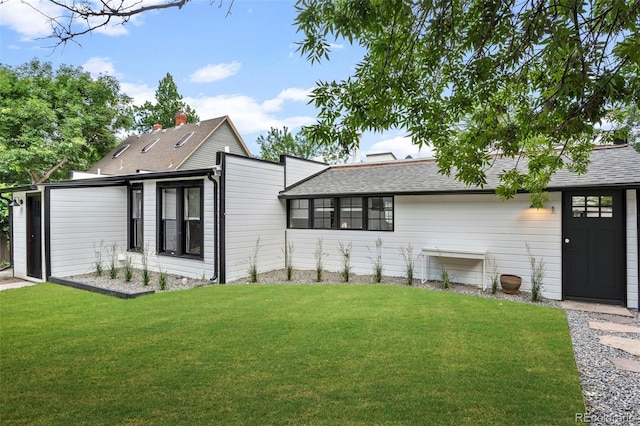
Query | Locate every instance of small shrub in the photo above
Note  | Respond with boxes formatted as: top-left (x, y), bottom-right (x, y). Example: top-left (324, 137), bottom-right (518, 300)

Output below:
top-left (159, 269), bottom-right (167, 290)
top-left (107, 242), bottom-right (118, 279)
top-left (338, 241), bottom-right (352, 282)
top-left (399, 244), bottom-right (415, 285)
top-left (487, 257), bottom-right (499, 295)
top-left (440, 267), bottom-right (452, 289)
top-left (527, 243), bottom-right (546, 302)
top-left (141, 245), bottom-right (151, 286)
top-left (93, 241), bottom-right (104, 276)
top-left (368, 238), bottom-right (384, 283)
top-left (124, 256), bottom-right (133, 282)
top-left (314, 238), bottom-right (327, 282)
top-left (248, 238), bottom-right (260, 283)
top-left (284, 241), bottom-right (295, 281)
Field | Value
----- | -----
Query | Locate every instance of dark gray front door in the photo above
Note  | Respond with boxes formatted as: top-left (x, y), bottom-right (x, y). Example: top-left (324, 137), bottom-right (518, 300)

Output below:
top-left (563, 190), bottom-right (625, 304)
top-left (26, 193), bottom-right (42, 279)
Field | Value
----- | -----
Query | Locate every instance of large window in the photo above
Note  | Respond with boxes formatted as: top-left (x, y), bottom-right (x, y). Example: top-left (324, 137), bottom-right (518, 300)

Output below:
top-left (313, 198), bottom-right (335, 229)
top-left (289, 199), bottom-right (309, 229)
top-left (368, 197), bottom-right (394, 230)
top-left (287, 196), bottom-right (393, 231)
top-left (157, 180), bottom-right (203, 258)
top-left (128, 184), bottom-right (143, 252)
top-left (339, 197), bottom-right (363, 229)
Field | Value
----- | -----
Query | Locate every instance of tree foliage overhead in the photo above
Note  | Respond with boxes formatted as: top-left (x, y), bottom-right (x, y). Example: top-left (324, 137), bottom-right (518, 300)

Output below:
top-left (133, 73), bottom-right (199, 133)
top-left (295, 0), bottom-right (640, 205)
top-left (257, 126), bottom-right (350, 164)
top-left (0, 59), bottom-right (133, 186)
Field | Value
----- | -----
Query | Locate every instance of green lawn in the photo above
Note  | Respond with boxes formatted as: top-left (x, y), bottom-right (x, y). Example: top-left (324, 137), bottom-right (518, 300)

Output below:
top-left (0, 284), bottom-right (584, 425)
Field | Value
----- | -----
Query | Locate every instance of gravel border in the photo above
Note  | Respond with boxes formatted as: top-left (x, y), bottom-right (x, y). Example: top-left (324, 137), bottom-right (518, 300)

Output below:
top-left (64, 268), bottom-right (639, 424)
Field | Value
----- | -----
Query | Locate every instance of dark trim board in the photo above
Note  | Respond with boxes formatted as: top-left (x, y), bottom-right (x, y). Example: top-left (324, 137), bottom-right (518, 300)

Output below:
top-left (49, 276), bottom-right (155, 299)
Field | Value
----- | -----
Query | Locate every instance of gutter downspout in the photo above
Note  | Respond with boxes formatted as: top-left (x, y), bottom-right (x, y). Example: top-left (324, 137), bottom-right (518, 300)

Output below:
top-left (206, 171), bottom-right (219, 283)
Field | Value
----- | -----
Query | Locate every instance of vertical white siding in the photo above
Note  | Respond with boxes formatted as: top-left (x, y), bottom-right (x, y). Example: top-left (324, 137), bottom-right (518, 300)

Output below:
top-left (284, 157), bottom-right (329, 187)
top-left (286, 192), bottom-right (563, 299)
top-left (223, 156), bottom-right (285, 282)
top-left (10, 191), bottom-right (30, 280)
top-left (49, 186), bottom-right (128, 277)
top-left (626, 189), bottom-right (638, 309)
top-left (179, 121), bottom-right (249, 170)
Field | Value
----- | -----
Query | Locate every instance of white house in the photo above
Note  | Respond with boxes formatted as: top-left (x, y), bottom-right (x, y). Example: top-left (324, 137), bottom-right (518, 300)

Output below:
top-left (2, 116), bottom-right (638, 308)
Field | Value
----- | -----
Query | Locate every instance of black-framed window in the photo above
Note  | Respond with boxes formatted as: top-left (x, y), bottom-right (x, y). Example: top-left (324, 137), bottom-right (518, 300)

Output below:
top-left (289, 199), bottom-right (309, 229)
top-left (157, 180), bottom-right (203, 258)
top-left (339, 197), bottom-right (363, 229)
top-left (572, 195), bottom-right (614, 218)
top-left (287, 196), bottom-right (393, 231)
top-left (313, 198), bottom-right (335, 229)
top-left (128, 184), bottom-right (143, 252)
top-left (368, 197), bottom-right (394, 230)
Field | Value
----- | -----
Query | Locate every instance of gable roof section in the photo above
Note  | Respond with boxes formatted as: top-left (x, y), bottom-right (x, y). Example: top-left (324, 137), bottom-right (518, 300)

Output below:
top-left (279, 145), bottom-right (640, 198)
top-left (88, 116), bottom-right (251, 176)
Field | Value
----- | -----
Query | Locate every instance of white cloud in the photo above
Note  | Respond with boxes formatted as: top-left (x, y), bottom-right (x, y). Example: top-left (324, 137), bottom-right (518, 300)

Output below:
top-left (190, 62), bottom-right (241, 83)
top-left (121, 82), bottom-right (155, 105)
top-left (328, 43), bottom-right (344, 50)
top-left (365, 135), bottom-right (434, 160)
top-left (82, 57), bottom-right (120, 78)
top-left (262, 87), bottom-right (312, 112)
top-left (0, 0), bottom-right (60, 39)
top-left (186, 92), bottom-right (315, 134)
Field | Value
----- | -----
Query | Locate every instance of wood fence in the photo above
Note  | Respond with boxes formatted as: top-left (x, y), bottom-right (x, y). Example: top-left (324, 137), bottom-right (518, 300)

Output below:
top-left (0, 233), bottom-right (9, 263)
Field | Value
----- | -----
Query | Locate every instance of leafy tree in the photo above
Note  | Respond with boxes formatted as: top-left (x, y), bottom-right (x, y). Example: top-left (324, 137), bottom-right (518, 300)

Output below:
top-left (16, 0), bottom-right (640, 205)
top-left (295, 0), bottom-right (640, 205)
top-left (256, 126), bottom-right (349, 164)
top-left (0, 59), bottom-right (133, 186)
top-left (133, 73), bottom-right (199, 132)
top-left (0, 59), bottom-right (133, 240)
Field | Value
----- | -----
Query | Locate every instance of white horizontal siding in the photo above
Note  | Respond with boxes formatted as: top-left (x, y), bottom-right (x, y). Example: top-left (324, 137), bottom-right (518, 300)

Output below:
top-left (49, 187), bottom-right (128, 277)
top-left (126, 177), bottom-right (217, 280)
top-left (626, 189), bottom-right (638, 309)
top-left (284, 157), bottom-right (329, 187)
top-left (223, 156), bottom-right (285, 282)
top-left (286, 192), bottom-right (563, 300)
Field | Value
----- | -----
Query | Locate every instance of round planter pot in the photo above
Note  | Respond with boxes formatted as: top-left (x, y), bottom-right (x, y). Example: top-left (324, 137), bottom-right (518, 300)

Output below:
top-left (500, 274), bottom-right (522, 294)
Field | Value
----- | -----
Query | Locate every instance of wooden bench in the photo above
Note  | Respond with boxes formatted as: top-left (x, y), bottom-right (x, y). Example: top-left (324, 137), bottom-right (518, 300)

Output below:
top-left (420, 248), bottom-right (488, 289)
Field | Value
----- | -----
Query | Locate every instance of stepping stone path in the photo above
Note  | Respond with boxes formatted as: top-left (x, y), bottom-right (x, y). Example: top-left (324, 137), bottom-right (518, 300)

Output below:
top-left (587, 310), bottom-right (639, 372)
top-left (561, 301), bottom-right (640, 373)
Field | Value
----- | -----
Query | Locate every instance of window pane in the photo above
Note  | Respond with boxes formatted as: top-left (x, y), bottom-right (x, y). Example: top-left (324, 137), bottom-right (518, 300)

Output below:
top-left (313, 198), bottom-right (335, 229)
top-left (163, 219), bottom-right (177, 252)
top-left (185, 220), bottom-right (201, 255)
top-left (368, 197), bottom-right (393, 231)
top-left (162, 188), bottom-right (177, 220)
top-left (184, 187), bottom-right (200, 220)
top-left (289, 199), bottom-right (309, 229)
top-left (339, 197), bottom-right (363, 229)
top-left (572, 194), bottom-right (614, 218)
top-left (130, 187), bottom-right (143, 251)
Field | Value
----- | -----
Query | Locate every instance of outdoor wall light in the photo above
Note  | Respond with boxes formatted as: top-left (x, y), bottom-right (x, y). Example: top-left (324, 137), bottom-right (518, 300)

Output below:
top-left (9, 197), bottom-right (23, 207)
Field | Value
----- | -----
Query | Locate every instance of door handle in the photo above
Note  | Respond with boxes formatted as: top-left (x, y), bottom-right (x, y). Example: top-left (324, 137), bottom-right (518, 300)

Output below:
top-left (564, 238), bottom-right (570, 244)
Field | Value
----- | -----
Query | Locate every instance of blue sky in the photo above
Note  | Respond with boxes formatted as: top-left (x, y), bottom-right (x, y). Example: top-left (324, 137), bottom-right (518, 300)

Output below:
top-left (0, 0), bottom-right (433, 160)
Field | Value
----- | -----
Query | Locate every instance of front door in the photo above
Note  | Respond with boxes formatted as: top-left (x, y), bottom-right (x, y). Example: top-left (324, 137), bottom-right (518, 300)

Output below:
top-left (563, 190), bottom-right (625, 304)
top-left (26, 193), bottom-right (42, 279)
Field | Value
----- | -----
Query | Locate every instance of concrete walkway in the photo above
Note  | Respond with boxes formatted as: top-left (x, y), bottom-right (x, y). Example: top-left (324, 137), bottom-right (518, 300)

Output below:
top-left (562, 300), bottom-right (640, 373)
top-left (0, 268), bottom-right (39, 291)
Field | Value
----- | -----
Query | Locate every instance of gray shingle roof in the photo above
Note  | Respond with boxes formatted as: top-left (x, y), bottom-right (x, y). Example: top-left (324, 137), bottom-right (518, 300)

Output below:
top-left (280, 145), bottom-right (640, 198)
top-left (89, 116), bottom-right (249, 175)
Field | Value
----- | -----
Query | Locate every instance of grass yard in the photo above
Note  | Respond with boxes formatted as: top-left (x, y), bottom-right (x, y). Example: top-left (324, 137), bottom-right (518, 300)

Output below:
top-left (0, 284), bottom-right (584, 425)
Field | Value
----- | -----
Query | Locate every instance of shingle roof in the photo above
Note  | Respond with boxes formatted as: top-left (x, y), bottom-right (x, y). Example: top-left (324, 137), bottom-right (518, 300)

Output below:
top-left (89, 116), bottom-right (249, 175)
top-left (280, 145), bottom-right (640, 198)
